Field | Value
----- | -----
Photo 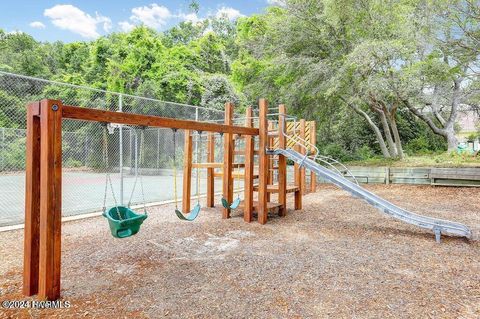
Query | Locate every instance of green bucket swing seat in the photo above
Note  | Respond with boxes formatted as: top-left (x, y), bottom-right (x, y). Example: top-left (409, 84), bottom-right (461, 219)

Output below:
top-left (103, 206), bottom-right (147, 238)
top-left (102, 125), bottom-right (148, 239)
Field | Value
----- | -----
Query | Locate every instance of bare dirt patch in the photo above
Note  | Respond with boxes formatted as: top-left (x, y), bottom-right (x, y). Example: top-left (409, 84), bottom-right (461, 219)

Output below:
top-left (0, 184), bottom-right (479, 318)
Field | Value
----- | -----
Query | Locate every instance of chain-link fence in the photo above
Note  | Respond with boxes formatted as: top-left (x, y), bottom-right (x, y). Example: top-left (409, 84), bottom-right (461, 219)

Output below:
top-left (0, 71), bottom-right (250, 226)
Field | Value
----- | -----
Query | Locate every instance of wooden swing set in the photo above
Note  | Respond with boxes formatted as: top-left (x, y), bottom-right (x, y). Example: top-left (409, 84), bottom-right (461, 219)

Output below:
top-left (23, 98), bottom-right (316, 300)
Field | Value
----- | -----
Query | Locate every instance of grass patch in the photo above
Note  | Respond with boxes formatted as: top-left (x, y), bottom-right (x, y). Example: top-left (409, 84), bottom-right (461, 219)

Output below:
top-left (345, 152), bottom-right (480, 168)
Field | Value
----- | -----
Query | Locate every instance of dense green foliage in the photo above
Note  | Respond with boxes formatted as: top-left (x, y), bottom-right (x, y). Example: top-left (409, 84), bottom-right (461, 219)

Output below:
top-left (1, 0), bottom-right (478, 161)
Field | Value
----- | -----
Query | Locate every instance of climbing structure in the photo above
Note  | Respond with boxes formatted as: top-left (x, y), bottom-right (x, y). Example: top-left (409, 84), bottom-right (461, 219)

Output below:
top-left (185, 102), bottom-right (317, 223)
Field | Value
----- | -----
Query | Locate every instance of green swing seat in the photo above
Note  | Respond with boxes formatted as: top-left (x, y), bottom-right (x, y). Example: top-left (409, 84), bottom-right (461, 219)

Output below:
top-left (221, 197), bottom-right (241, 210)
top-left (175, 203), bottom-right (201, 221)
top-left (103, 206), bottom-right (148, 238)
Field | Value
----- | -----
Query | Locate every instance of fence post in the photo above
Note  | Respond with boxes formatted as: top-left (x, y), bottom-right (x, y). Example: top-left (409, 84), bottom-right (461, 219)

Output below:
top-left (118, 94), bottom-right (124, 205)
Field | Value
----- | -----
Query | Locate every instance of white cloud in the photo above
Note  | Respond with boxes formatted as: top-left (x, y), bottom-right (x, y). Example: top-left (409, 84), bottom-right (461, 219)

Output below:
top-left (102, 18), bottom-right (112, 33)
top-left (181, 12), bottom-right (200, 23)
top-left (267, 0), bottom-right (284, 5)
top-left (118, 21), bottom-right (135, 32)
top-left (215, 7), bottom-right (244, 20)
top-left (29, 21), bottom-right (46, 29)
top-left (129, 4), bottom-right (172, 28)
top-left (44, 4), bottom-right (111, 38)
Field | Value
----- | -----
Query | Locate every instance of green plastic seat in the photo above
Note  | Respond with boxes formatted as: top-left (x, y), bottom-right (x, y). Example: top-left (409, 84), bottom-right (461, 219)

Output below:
top-left (175, 203), bottom-right (201, 221)
top-left (103, 206), bottom-right (148, 238)
top-left (221, 197), bottom-right (241, 209)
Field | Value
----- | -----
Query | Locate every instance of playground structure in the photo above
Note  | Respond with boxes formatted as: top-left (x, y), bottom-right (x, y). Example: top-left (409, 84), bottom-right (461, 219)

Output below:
top-left (184, 103), bottom-right (319, 222)
top-left (22, 98), bottom-right (472, 301)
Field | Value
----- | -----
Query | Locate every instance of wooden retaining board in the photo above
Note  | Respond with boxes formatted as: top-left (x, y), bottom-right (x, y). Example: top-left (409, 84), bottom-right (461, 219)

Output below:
top-left (316, 166), bottom-right (480, 187)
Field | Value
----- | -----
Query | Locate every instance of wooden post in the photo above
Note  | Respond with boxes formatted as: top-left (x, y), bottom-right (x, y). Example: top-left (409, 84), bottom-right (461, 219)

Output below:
top-left (310, 121), bottom-right (317, 192)
top-left (267, 121), bottom-right (274, 202)
top-left (294, 121), bottom-right (302, 210)
top-left (244, 107), bottom-right (254, 222)
top-left (300, 119), bottom-right (306, 195)
top-left (23, 102), bottom-right (41, 296)
top-left (182, 130), bottom-right (193, 213)
top-left (38, 99), bottom-right (62, 300)
top-left (223, 102), bottom-right (234, 219)
top-left (258, 99), bottom-right (269, 224)
top-left (206, 132), bottom-right (215, 207)
top-left (278, 105), bottom-right (287, 217)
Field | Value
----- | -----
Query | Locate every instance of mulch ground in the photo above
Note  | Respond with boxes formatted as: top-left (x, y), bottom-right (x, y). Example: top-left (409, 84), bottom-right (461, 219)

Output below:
top-left (0, 184), bottom-right (479, 318)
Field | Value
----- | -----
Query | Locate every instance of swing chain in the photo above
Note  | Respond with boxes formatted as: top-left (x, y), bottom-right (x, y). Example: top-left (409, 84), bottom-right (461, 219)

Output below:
top-left (172, 129), bottom-right (179, 209)
top-left (233, 137), bottom-right (240, 199)
top-left (126, 127), bottom-right (148, 215)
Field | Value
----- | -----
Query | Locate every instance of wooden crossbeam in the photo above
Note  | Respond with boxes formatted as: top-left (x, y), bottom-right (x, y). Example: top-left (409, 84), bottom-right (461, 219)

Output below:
top-left (253, 184), bottom-right (299, 193)
top-left (62, 105), bottom-right (259, 136)
top-left (214, 172), bottom-right (259, 179)
top-left (192, 162), bottom-right (245, 168)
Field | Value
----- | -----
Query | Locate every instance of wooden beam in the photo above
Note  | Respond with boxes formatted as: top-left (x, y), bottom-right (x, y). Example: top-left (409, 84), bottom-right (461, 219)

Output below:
top-left (257, 99), bottom-right (269, 224)
top-left (253, 184), bottom-right (299, 193)
top-left (192, 162), bottom-right (245, 168)
top-left (62, 105), bottom-right (258, 136)
top-left (23, 101), bottom-right (41, 296)
top-left (310, 121), bottom-right (317, 192)
top-left (182, 130), bottom-right (193, 213)
top-left (278, 104), bottom-right (287, 217)
top-left (206, 132), bottom-right (215, 207)
top-left (267, 121), bottom-right (274, 203)
top-left (294, 121), bottom-right (302, 210)
top-left (38, 99), bottom-right (62, 300)
top-left (223, 102), bottom-right (234, 219)
top-left (244, 107), bottom-right (254, 222)
top-left (214, 172), bottom-right (259, 179)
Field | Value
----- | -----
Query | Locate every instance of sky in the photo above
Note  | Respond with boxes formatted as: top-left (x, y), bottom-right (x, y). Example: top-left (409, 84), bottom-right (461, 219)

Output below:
top-left (0, 1), bottom-right (273, 42)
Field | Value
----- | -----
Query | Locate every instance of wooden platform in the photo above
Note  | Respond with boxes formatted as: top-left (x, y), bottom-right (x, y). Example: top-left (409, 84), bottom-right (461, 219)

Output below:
top-left (214, 172), bottom-right (259, 179)
top-left (237, 200), bottom-right (282, 212)
top-left (253, 184), bottom-right (299, 193)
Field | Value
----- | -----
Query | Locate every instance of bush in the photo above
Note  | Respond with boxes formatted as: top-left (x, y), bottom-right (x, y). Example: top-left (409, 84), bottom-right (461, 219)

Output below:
top-left (1, 136), bottom-right (26, 171)
top-left (355, 145), bottom-right (375, 160)
top-left (64, 159), bottom-right (83, 168)
top-left (404, 136), bottom-right (431, 155)
top-left (321, 143), bottom-right (351, 161)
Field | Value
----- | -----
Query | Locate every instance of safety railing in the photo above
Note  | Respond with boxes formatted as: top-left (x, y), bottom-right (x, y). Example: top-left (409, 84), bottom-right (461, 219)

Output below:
top-left (271, 113), bottom-right (359, 185)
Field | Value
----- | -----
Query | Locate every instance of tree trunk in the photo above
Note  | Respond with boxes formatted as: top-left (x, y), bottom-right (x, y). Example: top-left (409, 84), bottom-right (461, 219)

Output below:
top-left (399, 77), bottom-right (461, 154)
top-left (389, 116), bottom-right (404, 159)
top-left (344, 100), bottom-right (391, 158)
top-left (377, 109), bottom-right (398, 157)
top-left (446, 130), bottom-right (458, 152)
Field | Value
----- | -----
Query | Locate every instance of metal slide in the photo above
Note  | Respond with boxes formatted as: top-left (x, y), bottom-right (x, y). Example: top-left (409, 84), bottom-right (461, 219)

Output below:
top-left (268, 148), bottom-right (473, 242)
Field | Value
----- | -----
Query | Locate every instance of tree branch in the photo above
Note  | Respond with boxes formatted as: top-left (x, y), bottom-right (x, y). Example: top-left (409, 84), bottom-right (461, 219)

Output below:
top-left (400, 98), bottom-right (447, 137)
